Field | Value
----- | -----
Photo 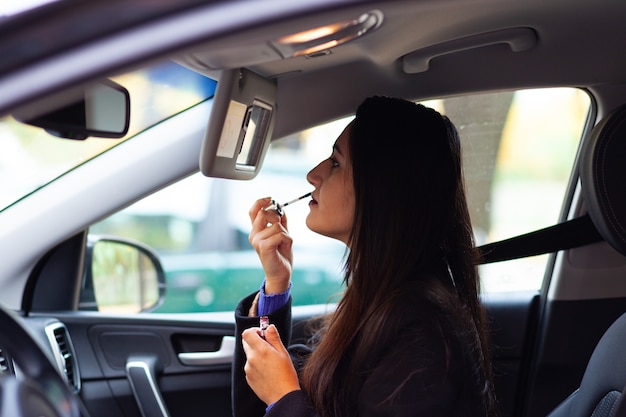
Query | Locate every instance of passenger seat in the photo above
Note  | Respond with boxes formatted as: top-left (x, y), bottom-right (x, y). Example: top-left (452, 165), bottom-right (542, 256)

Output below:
top-left (547, 103), bottom-right (626, 417)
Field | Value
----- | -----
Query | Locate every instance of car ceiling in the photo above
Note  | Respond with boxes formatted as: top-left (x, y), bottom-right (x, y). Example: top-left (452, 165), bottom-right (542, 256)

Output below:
top-left (164, 0), bottom-right (626, 137)
top-left (3, 0), bottom-right (626, 140)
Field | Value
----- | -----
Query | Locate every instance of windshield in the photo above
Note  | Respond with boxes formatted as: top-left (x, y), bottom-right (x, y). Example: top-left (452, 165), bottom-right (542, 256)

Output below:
top-left (0, 61), bottom-right (216, 212)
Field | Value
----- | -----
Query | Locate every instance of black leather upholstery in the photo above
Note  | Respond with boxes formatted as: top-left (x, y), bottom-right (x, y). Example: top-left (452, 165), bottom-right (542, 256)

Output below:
top-left (547, 313), bottom-right (626, 417)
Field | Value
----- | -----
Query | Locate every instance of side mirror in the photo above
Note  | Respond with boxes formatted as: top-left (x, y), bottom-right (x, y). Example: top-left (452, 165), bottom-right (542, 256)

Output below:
top-left (13, 79), bottom-right (130, 140)
top-left (80, 235), bottom-right (166, 313)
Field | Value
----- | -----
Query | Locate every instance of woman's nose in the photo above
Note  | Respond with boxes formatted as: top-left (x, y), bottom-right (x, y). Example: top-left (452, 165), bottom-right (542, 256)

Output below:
top-left (306, 161), bottom-right (323, 186)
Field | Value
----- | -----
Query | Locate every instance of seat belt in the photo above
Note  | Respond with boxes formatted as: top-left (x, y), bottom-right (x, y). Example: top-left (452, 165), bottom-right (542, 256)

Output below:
top-left (477, 214), bottom-right (603, 264)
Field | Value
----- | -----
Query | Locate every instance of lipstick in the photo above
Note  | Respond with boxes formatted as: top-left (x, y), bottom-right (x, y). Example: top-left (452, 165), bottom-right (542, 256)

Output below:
top-left (281, 192), bottom-right (312, 208)
top-left (264, 192), bottom-right (312, 217)
top-left (260, 316), bottom-right (269, 339)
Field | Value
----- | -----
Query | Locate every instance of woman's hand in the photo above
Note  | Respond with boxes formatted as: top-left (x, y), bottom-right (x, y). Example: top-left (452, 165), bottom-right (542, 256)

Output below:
top-left (248, 197), bottom-right (293, 294)
top-left (242, 324), bottom-right (301, 405)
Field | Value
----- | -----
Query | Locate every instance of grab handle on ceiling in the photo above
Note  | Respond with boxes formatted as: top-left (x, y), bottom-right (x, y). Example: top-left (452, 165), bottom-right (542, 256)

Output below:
top-left (402, 27), bottom-right (537, 73)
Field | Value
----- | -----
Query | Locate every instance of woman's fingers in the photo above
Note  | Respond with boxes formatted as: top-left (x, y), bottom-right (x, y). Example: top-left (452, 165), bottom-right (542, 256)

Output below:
top-left (248, 197), bottom-right (290, 240)
top-left (248, 198), bottom-right (293, 290)
top-left (250, 199), bottom-right (283, 233)
top-left (250, 222), bottom-right (290, 252)
top-left (248, 197), bottom-right (272, 223)
top-left (242, 326), bottom-right (301, 405)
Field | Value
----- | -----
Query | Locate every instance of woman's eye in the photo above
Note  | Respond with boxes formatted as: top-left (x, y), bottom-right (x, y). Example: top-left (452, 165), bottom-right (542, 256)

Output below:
top-left (329, 156), bottom-right (339, 168)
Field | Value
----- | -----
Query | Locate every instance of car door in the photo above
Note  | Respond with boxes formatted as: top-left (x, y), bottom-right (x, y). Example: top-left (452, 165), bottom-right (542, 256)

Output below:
top-left (21, 231), bottom-right (234, 417)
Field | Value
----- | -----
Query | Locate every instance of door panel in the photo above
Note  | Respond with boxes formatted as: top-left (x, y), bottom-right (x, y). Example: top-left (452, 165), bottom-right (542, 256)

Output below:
top-left (31, 291), bottom-right (537, 417)
top-left (50, 314), bottom-right (235, 417)
top-left (484, 292), bottom-right (540, 417)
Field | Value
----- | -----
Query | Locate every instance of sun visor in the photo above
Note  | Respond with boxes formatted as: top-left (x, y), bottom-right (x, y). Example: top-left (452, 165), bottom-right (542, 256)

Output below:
top-left (200, 68), bottom-right (276, 180)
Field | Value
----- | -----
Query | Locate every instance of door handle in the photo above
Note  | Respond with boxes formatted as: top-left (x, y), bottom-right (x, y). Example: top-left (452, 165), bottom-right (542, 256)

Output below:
top-left (126, 356), bottom-right (171, 417)
top-left (177, 336), bottom-right (236, 366)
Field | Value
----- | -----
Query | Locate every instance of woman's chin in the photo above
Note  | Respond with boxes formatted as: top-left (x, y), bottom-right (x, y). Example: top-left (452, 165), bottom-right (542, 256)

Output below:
top-left (305, 215), bottom-right (323, 236)
top-left (305, 215), bottom-right (315, 232)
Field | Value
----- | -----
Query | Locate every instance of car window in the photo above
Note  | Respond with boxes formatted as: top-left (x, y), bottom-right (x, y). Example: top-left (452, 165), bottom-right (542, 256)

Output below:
top-left (0, 61), bottom-right (216, 212)
top-left (87, 87), bottom-right (590, 313)
top-left (426, 88), bottom-right (590, 292)
top-left (87, 118), bottom-right (349, 313)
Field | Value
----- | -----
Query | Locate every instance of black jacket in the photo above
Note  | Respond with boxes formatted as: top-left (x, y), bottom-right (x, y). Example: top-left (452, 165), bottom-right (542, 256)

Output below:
top-left (232, 291), bottom-right (488, 417)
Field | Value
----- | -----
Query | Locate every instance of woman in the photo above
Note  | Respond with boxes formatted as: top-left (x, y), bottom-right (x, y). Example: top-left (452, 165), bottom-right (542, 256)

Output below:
top-left (233, 96), bottom-right (498, 417)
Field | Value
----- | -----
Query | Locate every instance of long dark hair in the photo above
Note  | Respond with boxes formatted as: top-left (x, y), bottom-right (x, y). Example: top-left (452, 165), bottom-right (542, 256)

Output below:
top-left (300, 96), bottom-right (497, 417)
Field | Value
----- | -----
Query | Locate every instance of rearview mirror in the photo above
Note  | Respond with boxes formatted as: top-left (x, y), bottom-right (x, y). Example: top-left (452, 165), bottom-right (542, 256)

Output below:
top-left (80, 235), bottom-right (165, 313)
top-left (13, 79), bottom-right (130, 140)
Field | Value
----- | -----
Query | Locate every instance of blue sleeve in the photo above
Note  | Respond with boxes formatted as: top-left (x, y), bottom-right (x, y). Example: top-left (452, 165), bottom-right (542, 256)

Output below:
top-left (257, 279), bottom-right (291, 316)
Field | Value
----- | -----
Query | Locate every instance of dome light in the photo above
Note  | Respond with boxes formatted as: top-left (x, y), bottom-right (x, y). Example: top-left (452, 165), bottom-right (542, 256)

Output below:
top-left (274, 10), bottom-right (383, 58)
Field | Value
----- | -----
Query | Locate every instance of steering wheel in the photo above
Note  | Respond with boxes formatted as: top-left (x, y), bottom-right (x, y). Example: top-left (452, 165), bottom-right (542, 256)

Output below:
top-left (0, 304), bottom-right (86, 417)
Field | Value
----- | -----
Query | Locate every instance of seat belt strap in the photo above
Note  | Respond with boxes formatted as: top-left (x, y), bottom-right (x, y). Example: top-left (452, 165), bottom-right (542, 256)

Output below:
top-left (478, 214), bottom-right (603, 264)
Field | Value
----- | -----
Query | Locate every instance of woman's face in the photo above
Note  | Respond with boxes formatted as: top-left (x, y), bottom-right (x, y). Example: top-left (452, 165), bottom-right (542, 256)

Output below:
top-left (305, 123), bottom-right (355, 245)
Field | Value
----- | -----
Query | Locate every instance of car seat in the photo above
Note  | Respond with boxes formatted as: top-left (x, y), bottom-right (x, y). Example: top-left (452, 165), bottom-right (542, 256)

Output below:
top-left (547, 103), bottom-right (626, 417)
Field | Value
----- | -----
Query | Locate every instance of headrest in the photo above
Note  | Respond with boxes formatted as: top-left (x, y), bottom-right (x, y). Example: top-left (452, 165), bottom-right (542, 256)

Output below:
top-left (580, 104), bottom-right (626, 256)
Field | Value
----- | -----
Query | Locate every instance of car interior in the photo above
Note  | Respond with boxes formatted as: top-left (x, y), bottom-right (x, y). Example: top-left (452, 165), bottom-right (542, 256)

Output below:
top-left (2, 0), bottom-right (626, 416)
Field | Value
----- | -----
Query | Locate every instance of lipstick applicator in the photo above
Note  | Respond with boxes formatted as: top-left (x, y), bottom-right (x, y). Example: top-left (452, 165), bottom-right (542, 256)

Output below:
top-left (265, 192), bottom-right (312, 217)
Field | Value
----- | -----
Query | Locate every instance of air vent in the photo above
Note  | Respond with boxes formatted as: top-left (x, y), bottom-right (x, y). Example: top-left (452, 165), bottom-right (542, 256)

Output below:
top-left (0, 348), bottom-right (12, 375)
top-left (45, 323), bottom-right (81, 393)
